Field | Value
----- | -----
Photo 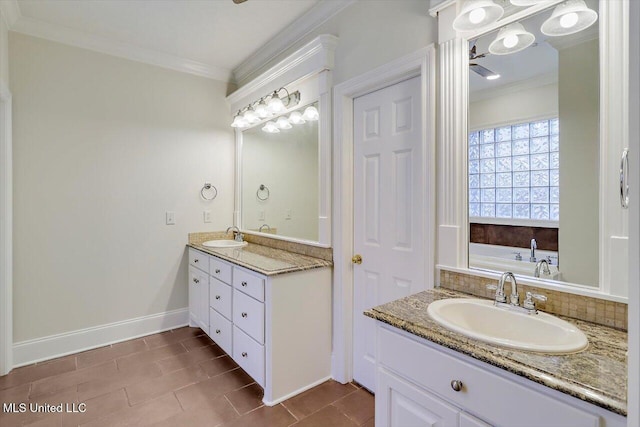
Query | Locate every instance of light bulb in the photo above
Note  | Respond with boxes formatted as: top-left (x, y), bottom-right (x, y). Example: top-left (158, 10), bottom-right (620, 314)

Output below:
top-left (468, 7), bottom-right (487, 24)
top-left (560, 12), bottom-right (579, 28)
top-left (302, 106), bottom-right (319, 121)
top-left (486, 74), bottom-right (501, 80)
top-left (276, 116), bottom-right (292, 129)
top-left (289, 111), bottom-right (305, 125)
top-left (255, 101), bottom-right (269, 118)
top-left (267, 93), bottom-right (285, 113)
top-left (243, 108), bottom-right (258, 124)
top-left (503, 34), bottom-right (519, 48)
top-left (231, 114), bottom-right (247, 128)
top-left (262, 121), bottom-right (280, 133)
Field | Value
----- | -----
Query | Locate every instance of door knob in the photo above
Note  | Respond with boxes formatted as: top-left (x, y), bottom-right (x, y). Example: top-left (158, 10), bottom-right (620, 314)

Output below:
top-left (352, 254), bottom-right (363, 264)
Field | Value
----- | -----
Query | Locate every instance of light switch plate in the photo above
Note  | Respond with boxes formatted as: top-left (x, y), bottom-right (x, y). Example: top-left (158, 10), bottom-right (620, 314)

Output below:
top-left (259, 210), bottom-right (265, 221)
top-left (166, 211), bottom-right (175, 225)
top-left (285, 209), bottom-right (292, 220)
top-left (203, 210), bottom-right (211, 223)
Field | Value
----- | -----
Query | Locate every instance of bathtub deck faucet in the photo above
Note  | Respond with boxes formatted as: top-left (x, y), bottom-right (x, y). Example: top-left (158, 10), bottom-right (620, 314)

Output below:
top-left (530, 238), bottom-right (537, 262)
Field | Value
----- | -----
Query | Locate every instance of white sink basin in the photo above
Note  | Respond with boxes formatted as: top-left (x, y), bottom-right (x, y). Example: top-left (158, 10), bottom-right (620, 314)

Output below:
top-left (202, 240), bottom-right (248, 248)
top-left (427, 298), bottom-right (588, 354)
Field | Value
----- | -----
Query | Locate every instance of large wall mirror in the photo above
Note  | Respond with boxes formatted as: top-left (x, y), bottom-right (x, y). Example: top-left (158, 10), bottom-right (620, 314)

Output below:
top-left (465, 0), bottom-right (628, 296)
top-left (227, 35), bottom-right (336, 248)
top-left (241, 102), bottom-right (320, 242)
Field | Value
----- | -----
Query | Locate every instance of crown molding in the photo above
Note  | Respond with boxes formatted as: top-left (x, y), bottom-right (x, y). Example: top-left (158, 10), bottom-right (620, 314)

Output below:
top-left (6, 12), bottom-right (232, 81)
top-left (0, 0), bottom-right (20, 28)
top-left (470, 71), bottom-right (558, 102)
top-left (232, 0), bottom-right (355, 85)
top-left (227, 34), bottom-right (337, 111)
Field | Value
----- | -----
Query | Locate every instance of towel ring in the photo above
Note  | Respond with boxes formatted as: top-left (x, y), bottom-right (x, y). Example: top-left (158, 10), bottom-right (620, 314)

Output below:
top-left (201, 183), bottom-right (218, 201)
top-left (256, 184), bottom-right (270, 201)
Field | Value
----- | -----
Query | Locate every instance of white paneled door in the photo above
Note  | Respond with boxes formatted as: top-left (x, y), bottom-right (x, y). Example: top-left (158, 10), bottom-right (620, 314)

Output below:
top-left (353, 76), bottom-right (426, 391)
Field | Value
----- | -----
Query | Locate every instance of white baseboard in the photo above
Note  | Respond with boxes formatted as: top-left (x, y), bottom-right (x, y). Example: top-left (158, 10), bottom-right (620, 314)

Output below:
top-left (12, 308), bottom-right (189, 368)
top-left (262, 375), bottom-right (332, 407)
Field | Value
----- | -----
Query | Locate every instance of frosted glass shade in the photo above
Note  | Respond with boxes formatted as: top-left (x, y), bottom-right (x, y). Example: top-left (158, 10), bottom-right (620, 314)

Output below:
top-left (541, 0), bottom-right (598, 37)
top-left (488, 23), bottom-right (535, 55)
top-left (453, 0), bottom-right (504, 31)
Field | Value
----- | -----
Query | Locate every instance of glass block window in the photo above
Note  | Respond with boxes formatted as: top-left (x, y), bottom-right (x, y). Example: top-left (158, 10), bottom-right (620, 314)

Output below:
top-left (469, 118), bottom-right (559, 221)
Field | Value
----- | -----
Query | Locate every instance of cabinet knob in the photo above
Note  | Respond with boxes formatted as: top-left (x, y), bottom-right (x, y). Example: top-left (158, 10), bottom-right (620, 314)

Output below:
top-left (194, 259), bottom-right (199, 263)
top-left (215, 329), bottom-right (221, 334)
top-left (242, 352), bottom-right (248, 358)
top-left (241, 281), bottom-right (247, 287)
top-left (241, 312), bottom-right (248, 318)
top-left (450, 380), bottom-right (463, 392)
top-left (215, 269), bottom-right (221, 274)
top-left (193, 278), bottom-right (199, 284)
top-left (215, 295), bottom-right (221, 300)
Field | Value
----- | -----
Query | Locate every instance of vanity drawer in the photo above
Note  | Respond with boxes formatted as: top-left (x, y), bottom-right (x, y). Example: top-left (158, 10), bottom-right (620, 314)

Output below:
top-left (209, 279), bottom-right (232, 320)
top-left (210, 257), bottom-right (233, 284)
top-left (209, 308), bottom-right (232, 356)
top-left (233, 326), bottom-right (265, 387)
top-left (233, 289), bottom-right (265, 344)
top-left (378, 326), bottom-right (599, 427)
top-left (189, 249), bottom-right (208, 272)
top-left (233, 267), bottom-right (265, 302)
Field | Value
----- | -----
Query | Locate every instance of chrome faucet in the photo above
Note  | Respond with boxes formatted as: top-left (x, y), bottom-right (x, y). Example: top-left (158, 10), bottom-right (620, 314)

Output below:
top-left (534, 259), bottom-right (551, 278)
top-left (487, 272), bottom-right (519, 306)
top-left (258, 224), bottom-right (271, 232)
top-left (530, 238), bottom-right (537, 262)
top-left (226, 226), bottom-right (243, 242)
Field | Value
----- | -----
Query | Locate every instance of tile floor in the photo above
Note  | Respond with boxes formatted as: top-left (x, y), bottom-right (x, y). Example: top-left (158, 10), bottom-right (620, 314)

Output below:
top-left (0, 327), bottom-right (375, 427)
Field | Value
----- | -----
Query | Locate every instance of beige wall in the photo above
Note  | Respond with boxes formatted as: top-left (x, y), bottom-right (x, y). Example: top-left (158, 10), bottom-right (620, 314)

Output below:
top-left (0, 18), bottom-right (7, 83)
top-left (10, 33), bottom-right (235, 342)
top-left (469, 83), bottom-right (558, 130)
top-left (558, 39), bottom-right (599, 286)
top-left (238, 0), bottom-right (438, 87)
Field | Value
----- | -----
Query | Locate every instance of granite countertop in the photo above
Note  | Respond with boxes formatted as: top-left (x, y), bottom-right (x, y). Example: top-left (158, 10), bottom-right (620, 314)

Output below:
top-left (365, 288), bottom-right (628, 416)
top-left (188, 242), bottom-right (332, 276)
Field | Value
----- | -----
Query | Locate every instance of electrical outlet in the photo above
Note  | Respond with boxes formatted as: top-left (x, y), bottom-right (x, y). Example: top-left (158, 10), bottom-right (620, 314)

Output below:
top-left (259, 210), bottom-right (265, 221)
top-left (166, 211), bottom-right (175, 225)
top-left (285, 209), bottom-right (292, 220)
top-left (203, 210), bottom-right (211, 223)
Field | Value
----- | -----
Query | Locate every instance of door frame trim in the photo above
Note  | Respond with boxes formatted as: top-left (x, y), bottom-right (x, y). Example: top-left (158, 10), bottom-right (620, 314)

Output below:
top-left (331, 46), bottom-right (436, 383)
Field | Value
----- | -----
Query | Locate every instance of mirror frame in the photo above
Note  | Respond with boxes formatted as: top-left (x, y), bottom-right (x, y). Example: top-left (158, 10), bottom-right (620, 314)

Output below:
top-left (226, 35), bottom-right (336, 248)
top-left (434, 0), bottom-right (629, 300)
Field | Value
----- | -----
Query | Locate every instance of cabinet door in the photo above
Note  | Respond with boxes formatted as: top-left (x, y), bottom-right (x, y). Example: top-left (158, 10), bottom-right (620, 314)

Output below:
top-left (188, 267), bottom-right (200, 327)
top-left (377, 368), bottom-right (459, 427)
top-left (460, 413), bottom-right (492, 427)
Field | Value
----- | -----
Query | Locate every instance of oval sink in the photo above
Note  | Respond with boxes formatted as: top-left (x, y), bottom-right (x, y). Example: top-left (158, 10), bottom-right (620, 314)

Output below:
top-left (427, 298), bottom-right (588, 354)
top-left (202, 240), bottom-right (248, 249)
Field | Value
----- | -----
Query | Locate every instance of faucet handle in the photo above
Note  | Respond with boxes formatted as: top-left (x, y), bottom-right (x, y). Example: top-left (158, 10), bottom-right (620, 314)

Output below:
top-left (523, 291), bottom-right (547, 310)
top-left (486, 284), bottom-right (507, 303)
top-left (511, 251), bottom-right (522, 261)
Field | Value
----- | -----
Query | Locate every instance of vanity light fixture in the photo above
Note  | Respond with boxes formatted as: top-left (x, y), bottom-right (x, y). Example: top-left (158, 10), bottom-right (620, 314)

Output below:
top-left (230, 87), bottom-right (300, 129)
top-left (276, 116), bottom-right (292, 130)
top-left (488, 23), bottom-right (535, 55)
top-left (453, 0), bottom-right (504, 32)
top-left (262, 121), bottom-right (280, 133)
top-left (540, 0), bottom-right (598, 36)
top-left (302, 105), bottom-right (319, 121)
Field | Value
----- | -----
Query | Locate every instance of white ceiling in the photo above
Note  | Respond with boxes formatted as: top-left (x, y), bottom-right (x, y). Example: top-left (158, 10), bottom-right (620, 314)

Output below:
top-left (5, 0), bottom-right (347, 82)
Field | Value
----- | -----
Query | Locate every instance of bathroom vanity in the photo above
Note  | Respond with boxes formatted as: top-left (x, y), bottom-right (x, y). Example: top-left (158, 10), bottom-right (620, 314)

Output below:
top-left (187, 238), bottom-right (332, 405)
top-left (366, 289), bottom-right (627, 427)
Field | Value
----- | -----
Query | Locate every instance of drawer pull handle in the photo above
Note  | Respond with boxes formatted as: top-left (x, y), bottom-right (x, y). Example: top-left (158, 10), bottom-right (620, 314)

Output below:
top-left (241, 281), bottom-right (248, 287)
top-left (215, 295), bottom-right (221, 300)
top-left (241, 312), bottom-right (248, 318)
top-left (215, 269), bottom-right (221, 274)
top-left (215, 329), bottom-right (221, 334)
top-left (242, 352), bottom-right (248, 357)
top-left (450, 380), bottom-right (463, 392)
top-left (193, 278), bottom-right (199, 284)
top-left (194, 259), bottom-right (199, 263)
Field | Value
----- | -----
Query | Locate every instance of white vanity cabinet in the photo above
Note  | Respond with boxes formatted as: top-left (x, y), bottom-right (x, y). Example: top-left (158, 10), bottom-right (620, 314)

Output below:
top-left (188, 248), bottom-right (332, 405)
top-left (375, 323), bottom-right (625, 427)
